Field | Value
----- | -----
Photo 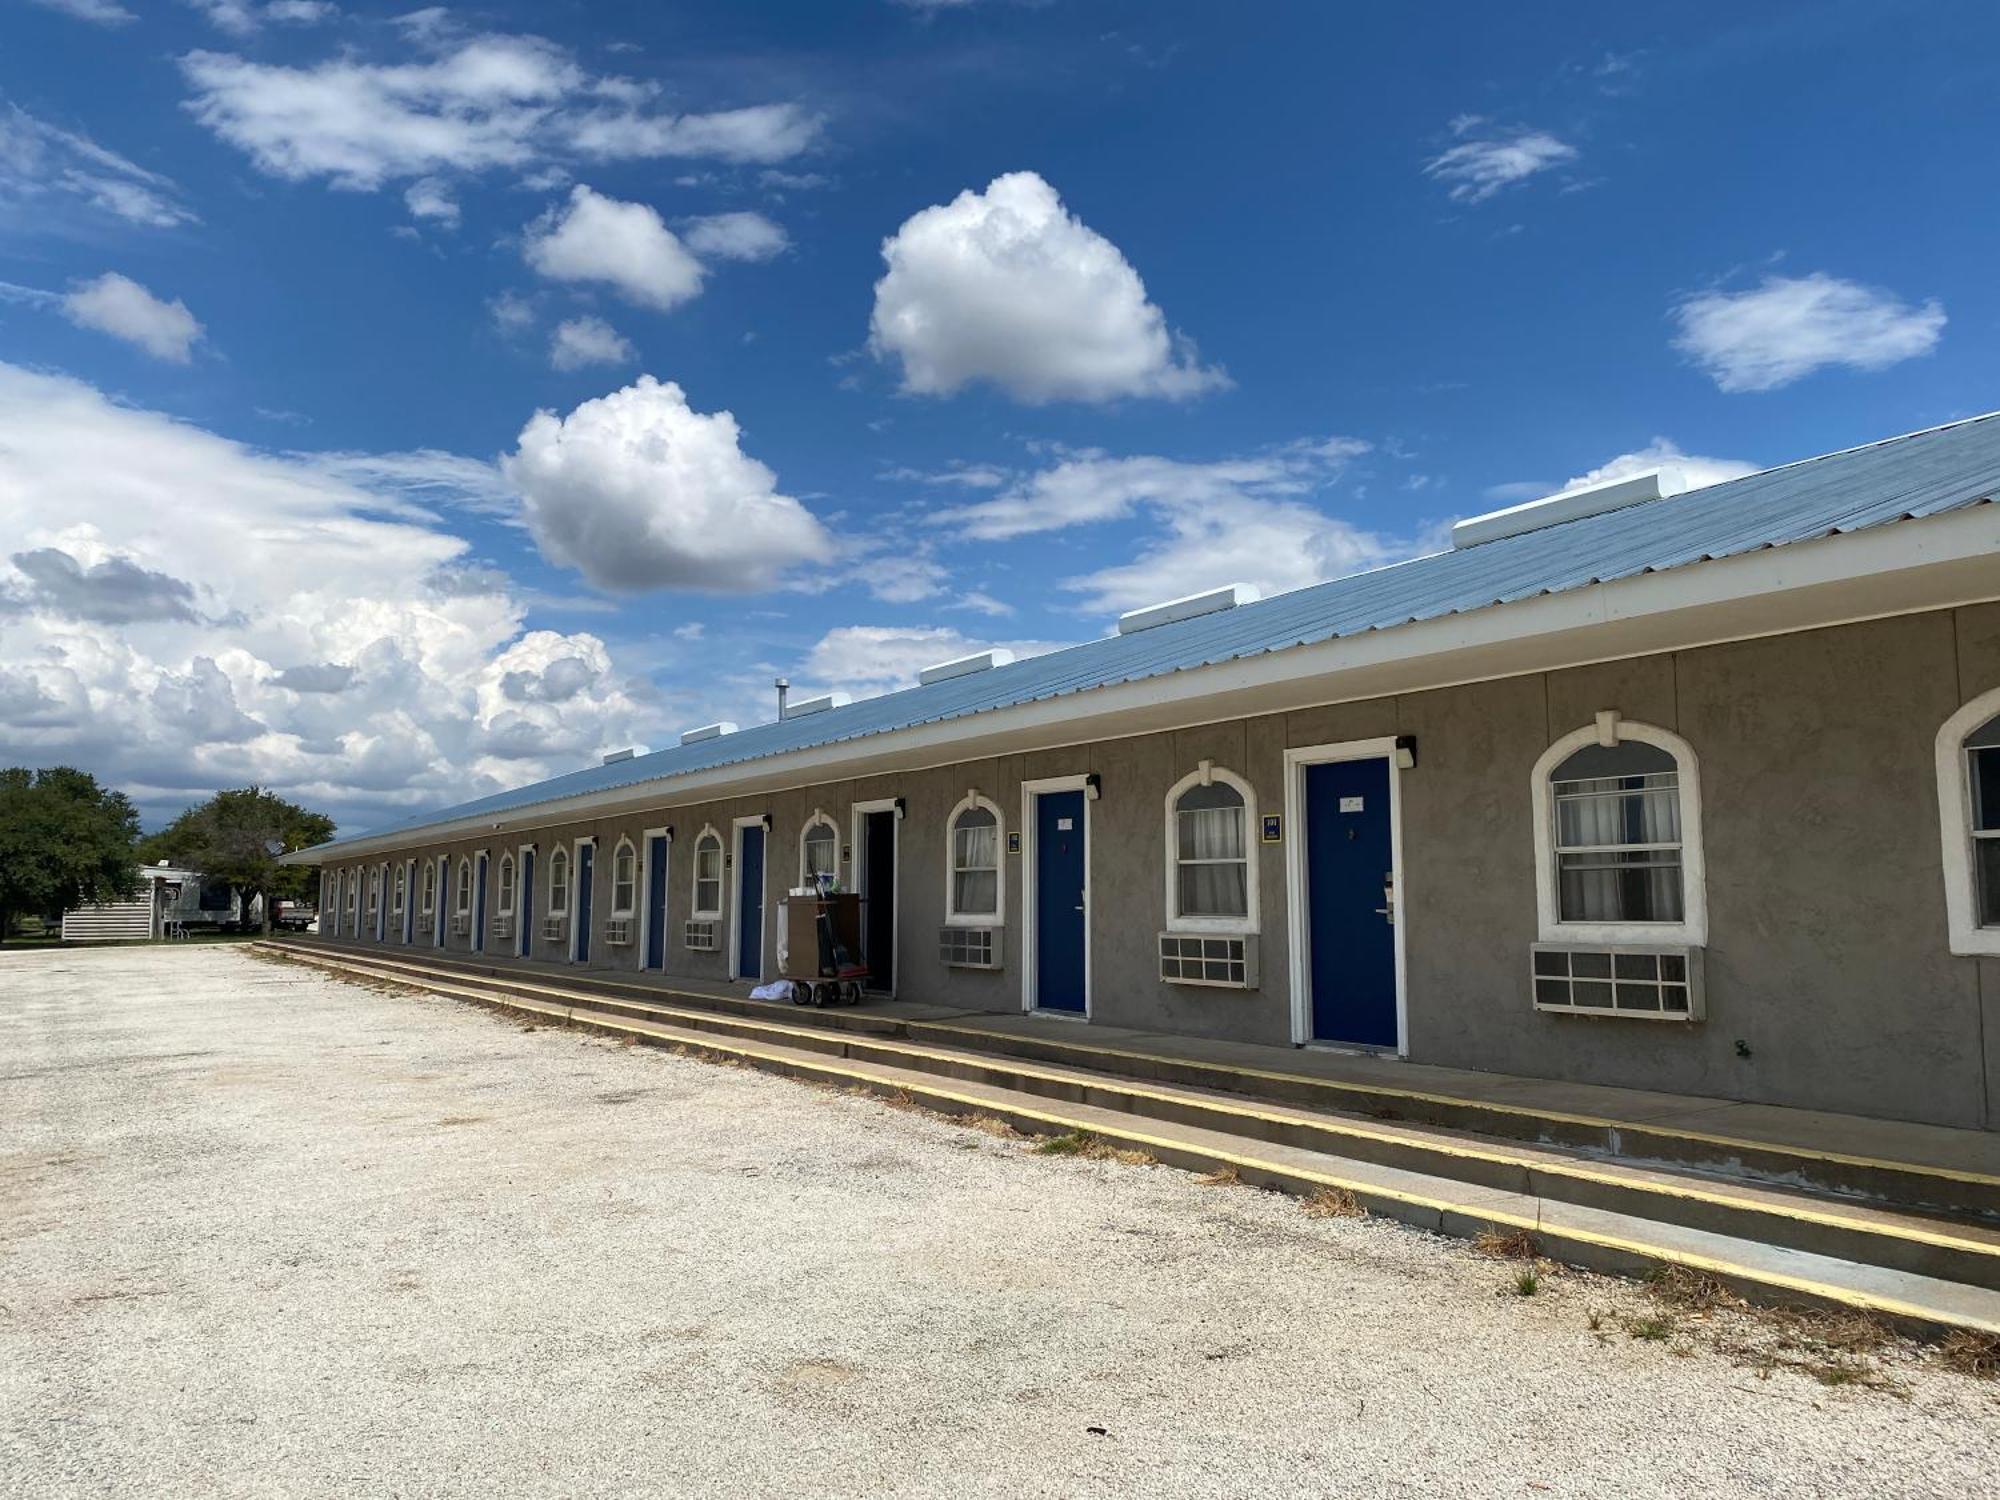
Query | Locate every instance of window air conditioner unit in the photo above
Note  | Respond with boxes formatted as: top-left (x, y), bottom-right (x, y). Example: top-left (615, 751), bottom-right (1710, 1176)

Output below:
top-left (492, 915), bottom-right (513, 942)
top-left (684, 919), bottom-right (720, 952)
top-left (605, 917), bottom-right (634, 946)
top-left (1158, 933), bottom-right (1258, 989)
top-left (541, 916), bottom-right (566, 943)
top-left (450, 913), bottom-right (470, 937)
top-left (1531, 943), bottom-right (1705, 1021)
top-left (939, 926), bottom-right (1000, 970)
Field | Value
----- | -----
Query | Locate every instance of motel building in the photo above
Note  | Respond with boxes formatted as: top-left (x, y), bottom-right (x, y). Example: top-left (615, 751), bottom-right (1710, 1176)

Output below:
top-left (292, 414), bottom-right (2000, 1139)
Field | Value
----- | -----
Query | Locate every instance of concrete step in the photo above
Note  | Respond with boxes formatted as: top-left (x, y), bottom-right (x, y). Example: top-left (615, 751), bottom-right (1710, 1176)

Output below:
top-left (265, 942), bottom-right (2000, 1329)
top-left (287, 942), bottom-right (2000, 1223)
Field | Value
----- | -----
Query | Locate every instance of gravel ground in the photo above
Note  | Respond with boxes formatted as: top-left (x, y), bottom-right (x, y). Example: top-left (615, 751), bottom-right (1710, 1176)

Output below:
top-left (3, 946), bottom-right (1996, 1499)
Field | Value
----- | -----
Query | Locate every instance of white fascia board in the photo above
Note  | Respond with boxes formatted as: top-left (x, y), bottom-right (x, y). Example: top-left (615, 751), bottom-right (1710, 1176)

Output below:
top-left (285, 506), bottom-right (2000, 864)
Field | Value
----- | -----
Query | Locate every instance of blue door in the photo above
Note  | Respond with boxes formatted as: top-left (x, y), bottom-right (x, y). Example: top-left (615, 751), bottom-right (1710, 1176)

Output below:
top-left (1034, 790), bottom-right (1087, 1013)
top-left (574, 844), bottom-right (594, 963)
top-left (1304, 758), bottom-right (1398, 1048)
top-left (472, 854), bottom-right (488, 953)
top-left (435, 859), bottom-right (448, 946)
top-left (646, 834), bottom-right (669, 970)
top-left (736, 825), bottom-right (765, 978)
top-left (518, 849), bottom-right (535, 958)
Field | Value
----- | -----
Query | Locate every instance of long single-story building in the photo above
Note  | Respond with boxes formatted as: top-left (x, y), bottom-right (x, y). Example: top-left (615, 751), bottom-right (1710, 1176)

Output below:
top-left (289, 415), bottom-right (2000, 1134)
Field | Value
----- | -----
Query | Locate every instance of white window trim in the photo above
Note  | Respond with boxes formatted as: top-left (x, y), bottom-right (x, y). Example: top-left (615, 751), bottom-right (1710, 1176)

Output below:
top-left (640, 826), bottom-right (671, 968)
top-left (944, 790), bottom-right (1006, 928)
top-left (609, 836), bottom-right (638, 917)
top-left (730, 814), bottom-right (769, 982)
top-left (1530, 713), bottom-right (1707, 947)
top-left (1162, 761), bottom-right (1260, 935)
top-left (798, 809), bottom-right (840, 887)
top-left (392, 862), bottom-right (406, 915)
top-left (420, 859), bottom-right (435, 915)
top-left (690, 824), bottom-right (725, 920)
top-left (547, 846), bottom-right (571, 917)
top-left (1019, 774), bottom-right (1091, 1018)
top-left (454, 857), bottom-right (472, 916)
top-left (367, 866), bottom-right (381, 914)
top-left (1936, 684), bottom-right (2000, 957)
top-left (497, 853), bottom-right (516, 916)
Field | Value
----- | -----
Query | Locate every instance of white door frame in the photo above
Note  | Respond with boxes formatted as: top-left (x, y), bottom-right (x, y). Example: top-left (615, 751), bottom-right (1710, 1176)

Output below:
top-left (569, 836), bottom-right (595, 964)
top-left (850, 797), bottom-right (901, 998)
top-left (1019, 773), bottom-right (1093, 1020)
top-left (1283, 737), bottom-right (1409, 1054)
top-left (516, 842), bottom-right (537, 959)
top-left (639, 825), bottom-right (672, 971)
top-left (729, 814), bottom-right (768, 981)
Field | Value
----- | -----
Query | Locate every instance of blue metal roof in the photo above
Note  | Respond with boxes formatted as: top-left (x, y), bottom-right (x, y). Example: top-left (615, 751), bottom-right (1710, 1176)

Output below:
top-left (328, 413), bottom-right (2000, 850)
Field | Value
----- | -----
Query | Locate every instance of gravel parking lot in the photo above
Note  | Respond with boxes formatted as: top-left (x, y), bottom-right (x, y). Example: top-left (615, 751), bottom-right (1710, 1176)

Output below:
top-left (3, 946), bottom-right (1997, 1499)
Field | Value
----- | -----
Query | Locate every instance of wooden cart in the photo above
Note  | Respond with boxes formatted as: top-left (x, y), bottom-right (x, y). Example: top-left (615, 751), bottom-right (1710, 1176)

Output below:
top-left (779, 892), bottom-right (869, 1006)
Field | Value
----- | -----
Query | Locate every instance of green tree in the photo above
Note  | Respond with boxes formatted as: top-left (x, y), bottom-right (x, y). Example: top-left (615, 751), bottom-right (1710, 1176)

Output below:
top-left (144, 787), bottom-right (336, 935)
top-left (0, 767), bottom-right (142, 943)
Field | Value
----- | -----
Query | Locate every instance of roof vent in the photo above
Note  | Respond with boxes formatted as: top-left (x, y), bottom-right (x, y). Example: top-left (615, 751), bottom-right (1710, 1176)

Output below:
top-left (1452, 467), bottom-right (1687, 549)
top-left (919, 648), bottom-right (1015, 686)
top-left (782, 691), bottom-right (851, 720)
top-left (1116, 583), bottom-right (1260, 636)
top-left (601, 748), bottom-right (636, 765)
top-left (679, 721), bottom-right (737, 745)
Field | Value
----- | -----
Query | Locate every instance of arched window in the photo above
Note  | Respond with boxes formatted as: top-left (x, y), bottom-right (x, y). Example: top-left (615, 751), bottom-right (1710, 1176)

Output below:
top-left (497, 854), bottom-right (515, 915)
top-left (346, 869), bottom-right (358, 915)
top-left (1935, 687), bottom-right (2000, 956)
top-left (946, 794), bottom-right (1003, 924)
top-left (692, 828), bottom-right (723, 917)
top-left (1164, 765), bottom-right (1258, 932)
top-left (1531, 715), bottom-right (1706, 945)
top-left (800, 812), bottom-right (838, 888)
top-left (611, 839), bottom-right (637, 915)
top-left (368, 866), bottom-right (381, 914)
top-left (392, 863), bottom-right (406, 914)
top-left (421, 859), bottom-right (436, 914)
top-left (454, 858), bottom-right (472, 915)
top-left (548, 846), bottom-right (570, 916)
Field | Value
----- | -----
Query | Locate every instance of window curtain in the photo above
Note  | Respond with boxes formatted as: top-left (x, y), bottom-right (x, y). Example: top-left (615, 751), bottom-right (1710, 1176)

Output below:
top-left (1554, 770), bottom-right (1683, 921)
top-left (804, 829), bottom-right (836, 879)
top-left (953, 816), bottom-right (998, 915)
top-left (1176, 803), bottom-right (1247, 918)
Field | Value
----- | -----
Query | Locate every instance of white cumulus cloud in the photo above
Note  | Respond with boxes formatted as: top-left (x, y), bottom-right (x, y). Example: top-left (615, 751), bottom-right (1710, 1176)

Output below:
top-left (61, 273), bottom-right (203, 362)
top-left (869, 170), bottom-right (1226, 404)
top-left (503, 375), bottom-right (830, 593)
top-left (549, 315), bottom-right (635, 371)
top-left (0, 361), bottom-right (648, 831)
top-left (1670, 272), bottom-right (1946, 393)
top-left (1425, 118), bottom-right (1577, 204)
top-left (1559, 439), bottom-right (1759, 494)
top-left (799, 625), bottom-right (1062, 698)
top-left (523, 185), bottom-right (705, 311)
top-left (403, 176), bottom-right (460, 228)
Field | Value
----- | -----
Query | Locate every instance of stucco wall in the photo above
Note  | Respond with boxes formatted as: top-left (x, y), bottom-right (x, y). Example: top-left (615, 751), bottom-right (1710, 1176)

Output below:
top-left (317, 605), bottom-right (2000, 1132)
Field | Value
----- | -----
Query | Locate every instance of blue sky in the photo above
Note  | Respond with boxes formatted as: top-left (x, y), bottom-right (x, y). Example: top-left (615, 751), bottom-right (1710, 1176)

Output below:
top-left (2, 0), bottom-right (1994, 832)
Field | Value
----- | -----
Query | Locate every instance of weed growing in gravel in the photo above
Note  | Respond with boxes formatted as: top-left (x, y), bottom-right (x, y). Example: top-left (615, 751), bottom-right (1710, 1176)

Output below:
top-left (1646, 1265), bottom-right (1742, 1316)
top-left (1032, 1131), bottom-right (1151, 1166)
top-left (1473, 1225), bottom-right (1538, 1260)
top-left (1626, 1316), bottom-right (1675, 1342)
top-left (1514, 1268), bottom-right (1541, 1297)
top-left (1196, 1165), bottom-right (1243, 1188)
top-left (1301, 1186), bottom-right (1366, 1219)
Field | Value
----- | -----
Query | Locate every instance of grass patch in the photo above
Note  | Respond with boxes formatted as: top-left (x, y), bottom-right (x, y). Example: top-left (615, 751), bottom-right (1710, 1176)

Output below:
top-left (1301, 1186), bottom-right (1366, 1219)
top-left (1939, 1330), bottom-right (2000, 1379)
top-left (1646, 1265), bottom-right (1743, 1316)
top-left (1626, 1315), bottom-right (1675, 1342)
top-left (1195, 1165), bottom-right (1243, 1188)
top-left (1514, 1268), bottom-right (1541, 1297)
top-left (1472, 1225), bottom-right (1538, 1260)
top-left (1032, 1130), bottom-right (1151, 1166)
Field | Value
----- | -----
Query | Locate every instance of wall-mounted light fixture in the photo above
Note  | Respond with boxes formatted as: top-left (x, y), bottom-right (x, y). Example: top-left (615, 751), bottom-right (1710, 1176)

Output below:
top-left (1084, 772), bottom-right (1102, 801)
top-left (893, 797), bottom-right (906, 820)
top-left (759, 813), bottom-right (773, 833)
top-left (1394, 735), bottom-right (1418, 770)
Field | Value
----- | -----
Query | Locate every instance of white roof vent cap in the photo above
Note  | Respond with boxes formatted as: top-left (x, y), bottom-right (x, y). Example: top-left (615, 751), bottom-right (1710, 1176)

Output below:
top-left (1452, 466), bottom-right (1688, 549)
top-left (1116, 582), bottom-right (1261, 636)
top-left (680, 721), bottom-right (738, 745)
top-left (919, 648), bottom-right (1015, 686)
top-left (782, 690), bottom-right (851, 720)
top-left (601, 747), bottom-right (636, 765)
